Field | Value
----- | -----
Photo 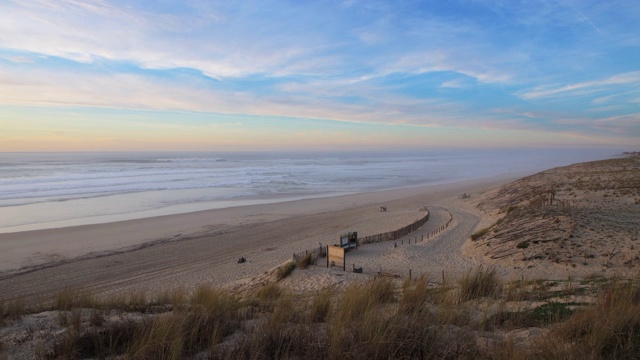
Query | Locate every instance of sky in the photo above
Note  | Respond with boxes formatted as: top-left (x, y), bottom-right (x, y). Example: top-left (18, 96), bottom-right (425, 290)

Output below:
top-left (0, 0), bottom-right (639, 152)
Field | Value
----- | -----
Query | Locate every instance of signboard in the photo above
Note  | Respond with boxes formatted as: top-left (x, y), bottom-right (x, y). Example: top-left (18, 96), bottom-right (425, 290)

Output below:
top-left (327, 245), bottom-right (345, 271)
top-left (340, 231), bottom-right (358, 251)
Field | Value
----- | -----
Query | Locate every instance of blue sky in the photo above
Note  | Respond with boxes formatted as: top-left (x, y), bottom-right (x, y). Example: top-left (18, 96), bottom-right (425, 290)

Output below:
top-left (0, 0), bottom-right (638, 151)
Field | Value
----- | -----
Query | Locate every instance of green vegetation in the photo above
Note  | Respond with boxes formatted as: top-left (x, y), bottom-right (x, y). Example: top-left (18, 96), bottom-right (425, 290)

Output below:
top-left (487, 302), bottom-right (582, 330)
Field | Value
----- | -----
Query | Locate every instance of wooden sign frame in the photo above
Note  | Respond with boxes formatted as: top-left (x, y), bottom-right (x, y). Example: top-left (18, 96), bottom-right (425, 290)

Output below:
top-left (327, 245), bottom-right (345, 271)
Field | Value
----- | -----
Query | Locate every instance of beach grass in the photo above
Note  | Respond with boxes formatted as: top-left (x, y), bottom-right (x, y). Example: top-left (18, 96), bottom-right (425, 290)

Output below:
top-left (458, 266), bottom-right (502, 301)
top-left (470, 226), bottom-right (491, 240)
top-left (276, 261), bottom-right (297, 280)
top-left (6, 271), bottom-right (640, 359)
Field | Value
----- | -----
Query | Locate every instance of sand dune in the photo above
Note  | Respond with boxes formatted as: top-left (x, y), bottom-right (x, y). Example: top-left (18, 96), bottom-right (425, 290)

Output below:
top-left (464, 156), bottom-right (640, 278)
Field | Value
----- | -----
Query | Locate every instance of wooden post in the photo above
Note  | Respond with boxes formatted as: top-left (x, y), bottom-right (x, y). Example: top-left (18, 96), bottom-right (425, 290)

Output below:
top-left (409, 269), bottom-right (412, 280)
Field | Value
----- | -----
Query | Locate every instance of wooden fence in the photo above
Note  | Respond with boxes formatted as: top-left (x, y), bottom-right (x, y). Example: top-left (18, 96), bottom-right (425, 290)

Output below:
top-left (359, 210), bottom-right (429, 245)
top-left (292, 207), bottom-right (438, 265)
top-left (421, 208), bottom-right (452, 241)
top-left (293, 245), bottom-right (326, 265)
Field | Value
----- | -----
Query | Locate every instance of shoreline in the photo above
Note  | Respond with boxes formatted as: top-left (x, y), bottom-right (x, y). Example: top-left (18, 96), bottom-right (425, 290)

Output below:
top-left (0, 170), bottom-right (533, 235)
top-left (0, 174), bottom-right (516, 299)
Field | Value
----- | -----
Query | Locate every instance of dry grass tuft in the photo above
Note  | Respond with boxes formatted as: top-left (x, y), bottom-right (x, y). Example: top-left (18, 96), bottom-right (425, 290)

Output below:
top-left (296, 252), bottom-right (314, 269)
top-left (277, 261), bottom-right (297, 280)
top-left (459, 267), bottom-right (502, 302)
top-left (399, 276), bottom-right (432, 315)
top-left (55, 288), bottom-right (95, 310)
top-left (309, 288), bottom-right (332, 322)
top-left (471, 226), bottom-right (491, 240)
top-left (536, 279), bottom-right (640, 359)
top-left (2, 298), bottom-right (26, 321)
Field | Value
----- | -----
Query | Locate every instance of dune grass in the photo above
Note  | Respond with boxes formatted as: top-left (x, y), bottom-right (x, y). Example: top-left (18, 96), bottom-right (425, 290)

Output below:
top-left (309, 287), bottom-right (332, 322)
top-left (1, 297), bottom-right (26, 322)
top-left (276, 261), bottom-right (297, 280)
top-left (459, 266), bottom-right (502, 302)
top-left (535, 279), bottom-right (640, 359)
top-left (8, 271), bottom-right (640, 359)
top-left (470, 226), bottom-right (492, 240)
top-left (296, 252), bottom-right (315, 269)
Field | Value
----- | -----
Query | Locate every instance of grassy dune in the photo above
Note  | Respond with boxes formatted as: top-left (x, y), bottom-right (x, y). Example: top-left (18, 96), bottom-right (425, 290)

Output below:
top-left (471, 157), bottom-right (640, 272)
top-left (3, 268), bottom-right (640, 359)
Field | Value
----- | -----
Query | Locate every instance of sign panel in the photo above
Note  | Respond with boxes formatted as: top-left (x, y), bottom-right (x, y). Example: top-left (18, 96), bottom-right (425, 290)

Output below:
top-left (327, 245), bottom-right (345, 271)
top-left (340, 232), bottom-right (358, 250)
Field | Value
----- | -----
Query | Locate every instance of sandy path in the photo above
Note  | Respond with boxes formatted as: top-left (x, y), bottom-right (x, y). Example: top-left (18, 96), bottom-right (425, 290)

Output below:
top-left (279, 203), bottom-right (486, 294)
top-left (344, 204), bottom-right (481, 280)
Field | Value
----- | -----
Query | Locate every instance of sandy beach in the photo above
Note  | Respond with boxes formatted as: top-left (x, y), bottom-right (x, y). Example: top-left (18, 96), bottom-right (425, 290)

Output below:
top-left (3, 154), bottom-right (638, 306)
top-left (0, 174), bottom-right (520, 302)
top-left (2, 158), bottom-right (639, 359)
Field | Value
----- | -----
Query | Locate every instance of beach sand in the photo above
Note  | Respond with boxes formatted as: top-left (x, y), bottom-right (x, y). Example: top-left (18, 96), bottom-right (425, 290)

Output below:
top-left (2, 159), bottom-right (637, 359)
top-left (3, 155), bottom-right (637, 304)
top-left (0, 174), bottom-right (517, 302)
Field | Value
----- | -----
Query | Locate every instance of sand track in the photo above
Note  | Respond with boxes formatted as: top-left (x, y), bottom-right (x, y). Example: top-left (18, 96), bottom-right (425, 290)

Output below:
top-left (344, 205), bottom-right (481, 281)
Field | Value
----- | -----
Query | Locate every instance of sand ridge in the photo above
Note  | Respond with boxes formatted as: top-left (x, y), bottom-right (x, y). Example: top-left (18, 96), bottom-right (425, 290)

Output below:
top-left (463, 156), bottom-right (640, 278)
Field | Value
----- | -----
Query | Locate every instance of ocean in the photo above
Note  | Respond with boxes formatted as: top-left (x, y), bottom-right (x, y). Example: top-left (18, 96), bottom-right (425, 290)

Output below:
top-left (0, 149), bottom-right (618, 233)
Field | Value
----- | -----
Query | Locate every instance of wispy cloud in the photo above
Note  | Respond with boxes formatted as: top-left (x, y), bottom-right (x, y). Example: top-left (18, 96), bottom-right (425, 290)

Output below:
top-left (518, 71), bottom-right (640, 100)
top-left (1, 0), bottom-right (639, 149)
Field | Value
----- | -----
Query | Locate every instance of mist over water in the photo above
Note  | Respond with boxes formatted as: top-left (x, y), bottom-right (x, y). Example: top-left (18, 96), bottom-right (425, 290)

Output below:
top-left (0, 148), bottom-right (620, 233)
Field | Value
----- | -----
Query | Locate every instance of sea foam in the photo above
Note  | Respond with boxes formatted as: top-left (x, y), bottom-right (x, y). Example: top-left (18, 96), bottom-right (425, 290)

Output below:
top-left (0, 149), bottom-right (617, 233)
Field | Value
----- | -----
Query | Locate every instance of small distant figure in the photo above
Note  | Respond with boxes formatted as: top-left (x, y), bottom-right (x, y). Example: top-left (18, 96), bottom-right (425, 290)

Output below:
top-left (460, 193), bottom-right (470, 199)
top-left (238, 257), bottom-right (246, 264)
top-left (380, 205), bottom-right (387, 212)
